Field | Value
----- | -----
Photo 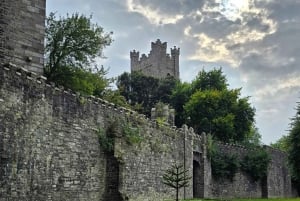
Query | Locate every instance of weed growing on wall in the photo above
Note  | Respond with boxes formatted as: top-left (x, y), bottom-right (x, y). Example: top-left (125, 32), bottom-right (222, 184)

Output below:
top-left (122, 121), bottom-right (143, 145)
top-left (156, 116), bottom-right (167, 128)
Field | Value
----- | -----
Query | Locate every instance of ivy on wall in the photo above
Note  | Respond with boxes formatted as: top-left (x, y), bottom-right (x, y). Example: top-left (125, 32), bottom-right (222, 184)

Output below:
top-left (240, 148), bottom-right (271, 181)
top-left (97, 118), bottom-right (143, 153)
top-left (211, 151), bottom-right (240, 181)
top-left (209, 138), bottom-right (271, 182)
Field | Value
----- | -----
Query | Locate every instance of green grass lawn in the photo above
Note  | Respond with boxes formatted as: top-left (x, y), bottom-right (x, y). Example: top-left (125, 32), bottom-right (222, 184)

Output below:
top-left (182, 199), bottom-right (300, 201)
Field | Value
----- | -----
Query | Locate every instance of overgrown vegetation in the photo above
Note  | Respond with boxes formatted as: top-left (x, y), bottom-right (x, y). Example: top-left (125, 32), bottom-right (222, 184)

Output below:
top-left (97, 119), bottom-right (143, 153)
top-left (209, 138), bottom-right (270, 181)
top-left (211, 150), bottom-right (240, 181)
top-left (240, 148), bottom-right (271, 181)
top-left (97, 127), bottom-right (114, 152)
top-left (122, 121), bottom-right (143, 145)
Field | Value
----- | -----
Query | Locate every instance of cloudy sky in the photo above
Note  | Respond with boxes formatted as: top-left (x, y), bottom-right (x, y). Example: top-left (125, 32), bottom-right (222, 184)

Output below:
top-left (47, 0), bottom-right (300, 144)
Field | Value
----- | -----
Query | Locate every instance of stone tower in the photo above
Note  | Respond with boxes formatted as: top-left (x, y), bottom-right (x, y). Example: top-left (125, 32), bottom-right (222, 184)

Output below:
top-left (0, 0), bottom-right (46, 74)
top-left (130, 39), bottom-right (180, 79)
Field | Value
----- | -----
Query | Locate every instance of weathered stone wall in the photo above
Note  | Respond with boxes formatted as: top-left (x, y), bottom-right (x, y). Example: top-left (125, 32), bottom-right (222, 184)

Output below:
top-left (266, 147), bottom-right (292, 198)
top-left (0, 64), bottom-right (296, 200)
top-left (0, 65), bottom-right (107, 200)
top-left (0, 0), bottom-right (45, 74)
top-left (130, 39), bottom-right (180, 79)
top-left (0, 64), bottom-right (194, 201)
top-left (117, 124), bottom-right (194, 201)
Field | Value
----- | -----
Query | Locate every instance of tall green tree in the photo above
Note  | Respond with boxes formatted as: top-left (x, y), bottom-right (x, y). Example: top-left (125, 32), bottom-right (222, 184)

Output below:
top-left (44, 13), bottom-right (113, 96)
top-left (288, 102), bottom-right (300, 192)
top-left (170, 82), bottom-right (193, 127)
top-left (191, 68), bottom-right (228, 91)
top-left (171, 68), bottom-right (255, 143)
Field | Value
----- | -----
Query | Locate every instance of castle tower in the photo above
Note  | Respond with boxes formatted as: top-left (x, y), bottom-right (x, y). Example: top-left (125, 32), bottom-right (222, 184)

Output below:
top-left (0, 0), bottom-right (46, 74)
top-left (130, 50), bottom-right (140, 72)
top-left (171, 46), bottom-right (180, 79)
top-left (130, 39), bottom-right (180, 79)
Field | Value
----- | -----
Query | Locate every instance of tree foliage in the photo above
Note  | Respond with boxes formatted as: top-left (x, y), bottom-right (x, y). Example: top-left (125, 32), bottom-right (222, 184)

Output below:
top-left (162, 163), bottom-right (191, 201)
top-left (288, 102), bottom-right (300, 191)
top-left (170, 82), bottom-right (193, 127)
top-left (171, 68), bottom-right (256, 143)
top-left (117, 68), bottom-right (256, 144)
top-left (117, 71), bottom-right (177, 115)
top-left (44, 12), bottom-right (113, 97)
top-left (270, 135), bottom-right (290, 152)
top-left (191, 68), bottom-right (228, 91)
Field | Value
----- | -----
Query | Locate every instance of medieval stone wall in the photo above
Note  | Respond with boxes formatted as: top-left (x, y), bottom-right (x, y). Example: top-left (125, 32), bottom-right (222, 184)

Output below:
top-left (130, 39), bottom-right (180, 79)
top-left (0, 64), bottom-right (194, 201)
top-left (0, 0), bottom-right (45, 74)
top-left (0, 65), bottom-right (296, 200)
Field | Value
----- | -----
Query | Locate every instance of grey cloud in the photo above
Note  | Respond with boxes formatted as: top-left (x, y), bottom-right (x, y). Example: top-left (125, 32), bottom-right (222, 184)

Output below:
top-left (257, 0), bottom-right (300, 22)
top-left (244, 15), bottom-right (271, 32)
top-left (130, 0), bottom-right (205, 15)
top-left (189, 15), bottom-right (241, 38)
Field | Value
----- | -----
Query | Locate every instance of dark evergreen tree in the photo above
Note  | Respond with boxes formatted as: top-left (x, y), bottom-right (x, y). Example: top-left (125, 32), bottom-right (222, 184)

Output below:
top-left (116, 71), bottom-right (177, 115)
top-left (288, 101), bottom-right (300, 193)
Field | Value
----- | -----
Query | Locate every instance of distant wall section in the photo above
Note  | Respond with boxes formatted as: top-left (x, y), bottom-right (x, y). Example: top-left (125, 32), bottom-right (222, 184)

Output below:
top-left (202, 142), bottom-right (295, 199)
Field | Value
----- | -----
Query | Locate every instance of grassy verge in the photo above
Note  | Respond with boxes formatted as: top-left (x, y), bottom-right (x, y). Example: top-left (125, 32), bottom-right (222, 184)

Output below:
top-left (182, 199), bottom-right (300, 201)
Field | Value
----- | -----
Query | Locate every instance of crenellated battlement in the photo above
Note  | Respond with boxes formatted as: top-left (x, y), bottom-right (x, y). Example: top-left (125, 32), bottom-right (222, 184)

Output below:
top-left (130, 39), bottom-right (180, 79)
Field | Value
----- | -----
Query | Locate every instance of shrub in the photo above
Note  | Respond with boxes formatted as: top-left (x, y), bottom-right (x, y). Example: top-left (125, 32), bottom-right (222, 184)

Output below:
top-left (122, 121), bottom-right (143, 145)
top-left (211, 150), bottom-right (240, 181)
top-left (241, 148), bottom-right (271, 181)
